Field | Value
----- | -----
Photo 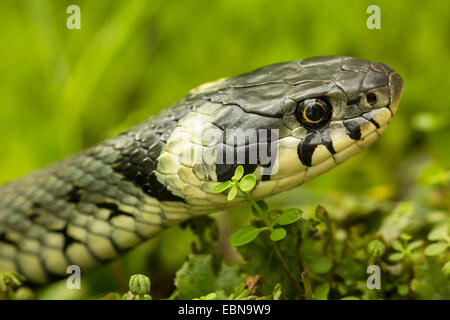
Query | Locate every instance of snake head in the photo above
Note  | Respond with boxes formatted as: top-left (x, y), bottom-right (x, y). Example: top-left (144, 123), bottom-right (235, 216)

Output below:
top-left (161, 56), bottom-right (403, 206)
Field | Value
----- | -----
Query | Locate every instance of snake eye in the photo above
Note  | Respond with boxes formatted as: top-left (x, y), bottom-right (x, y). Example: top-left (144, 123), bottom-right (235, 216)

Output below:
top-left (296, 98), bottom-right (332, 128)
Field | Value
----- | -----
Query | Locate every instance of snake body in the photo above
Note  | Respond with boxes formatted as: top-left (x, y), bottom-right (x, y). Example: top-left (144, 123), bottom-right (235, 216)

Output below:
top-left (0, 56), bottom-right (403, 284)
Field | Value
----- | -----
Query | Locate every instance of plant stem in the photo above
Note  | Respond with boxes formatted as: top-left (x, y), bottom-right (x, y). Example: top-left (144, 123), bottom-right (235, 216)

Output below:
top-left (301, 270), bottom-right (314, 300)
top-left (239, 189), bottom-right (271, 226)
top-left (296, 236), bottom-right (304, 270)
top-left (264, 233), bottom-right (304, 297)
top-left (240, 187), bottom-right (304, 297)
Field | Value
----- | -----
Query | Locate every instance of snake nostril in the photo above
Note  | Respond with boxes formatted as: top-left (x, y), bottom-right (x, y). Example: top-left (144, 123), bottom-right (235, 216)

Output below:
top-left (366, 92), bottom-right (377, 106)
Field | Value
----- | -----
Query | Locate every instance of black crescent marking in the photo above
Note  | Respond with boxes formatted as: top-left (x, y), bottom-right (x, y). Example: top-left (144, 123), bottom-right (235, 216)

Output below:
top-left (319, 128), bottom-right (336, 155)
top-left (343, 118), bottom-right (366, 140)
top-left (368, 118), bottom-right (380, 129)
top-left (297, 128), bottom-right (335, 167)
top-left (297, 132), bottom-right (322, 167)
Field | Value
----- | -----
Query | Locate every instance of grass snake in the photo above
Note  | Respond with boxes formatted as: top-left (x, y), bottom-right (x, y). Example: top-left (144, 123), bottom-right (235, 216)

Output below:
top-left (0, 56), bottom-right (404, 284)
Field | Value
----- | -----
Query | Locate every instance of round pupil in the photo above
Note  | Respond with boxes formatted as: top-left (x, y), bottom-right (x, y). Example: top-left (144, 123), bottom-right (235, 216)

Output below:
top-left (305, 103), bottom-right (325, 121)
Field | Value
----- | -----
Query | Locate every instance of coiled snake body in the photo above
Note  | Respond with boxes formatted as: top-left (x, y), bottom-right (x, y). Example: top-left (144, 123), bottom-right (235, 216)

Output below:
top-left (0, 56), bottom-right (403, 284)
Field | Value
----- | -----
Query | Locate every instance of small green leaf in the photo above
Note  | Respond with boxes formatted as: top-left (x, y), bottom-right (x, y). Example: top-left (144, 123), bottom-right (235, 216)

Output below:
top-left (233, 165), bottom-right (244, 181)
top-left (310, 256), bottom-right (333, 274)
top-left (391, 240), bottom-right (404, 252)
top-left (442, 261), bottom-right (450, 277)
top-left (314, 283), bottom-right (330, 300)
top-left (0, 271), bottom-right (26, 292)
top-left (272, 283), bottom-right (283, 300)
top-left (400, 233), bottom-right (412, 242)
top-left (389, 252), bottom-right (405, 262)
top-left (194, 292), bottom-right (217, 300)
top-left (229, 226), bottom-right (266, 246)
top-left (275, 208), bottom-right (302, 225)
top-left (239, 174), bottom-right (256, 192)
top-left (424, 242), bottom-right (448, 256)
top-left (227, 186), bottom-right (238, 201)
top-left (212, 181), bottom-right (232, 193)
top-left (428, 225), bottom-right (449, 241)
top-left (407, 240), bottom-right (424, 251)
top-left (270, 228), bottom-right (287, 241)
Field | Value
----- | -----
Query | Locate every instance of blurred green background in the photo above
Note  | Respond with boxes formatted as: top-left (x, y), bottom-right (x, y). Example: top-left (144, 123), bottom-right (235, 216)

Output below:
top-left (0, 0), bottom-right (448, 298)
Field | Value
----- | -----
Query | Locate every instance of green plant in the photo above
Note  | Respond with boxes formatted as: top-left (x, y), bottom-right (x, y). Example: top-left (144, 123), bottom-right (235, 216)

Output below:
top-left (103, 274), bottom-right (152, 300)
top-left (123, 274), bottom-right (152, 300)
top-left (212, 165), bottom-right (306, 297)
top-left (94, 166), bottom-right (450, 300)
top-left (388, 233), bottom-right (424, 262)
top-left (424, 224), bottom-right (450, 257)
top-left (212, 165), bottom-right (302, 246)
top-left (1, 166), bottom-right (449, 300)
top-left (0, 271), bottom-right (29, 300)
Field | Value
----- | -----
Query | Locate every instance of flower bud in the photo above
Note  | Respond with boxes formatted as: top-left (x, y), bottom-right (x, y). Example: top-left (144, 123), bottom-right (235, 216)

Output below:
top-left (129, 274), bottom-right (151, 295)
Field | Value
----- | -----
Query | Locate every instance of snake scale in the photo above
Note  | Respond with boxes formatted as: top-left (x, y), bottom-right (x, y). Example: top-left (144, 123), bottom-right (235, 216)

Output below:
top-left (0, 56), bottom-right (403, 284)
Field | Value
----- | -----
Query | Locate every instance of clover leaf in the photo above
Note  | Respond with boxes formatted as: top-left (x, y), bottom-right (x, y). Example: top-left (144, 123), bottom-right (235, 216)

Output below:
top-left (211, 165), bottom-right (257, 200)
top-left (425, 242), bottom-right (449, 256)
top-left (270, 228), bottom-right (287, 241)
top-left (227, 185), bottom-right (238, 201)
top-left (232, 165), bottom-right (244, 182)
top-left (389, 234), bottom-right (423, 262)
top-left (424, 224), bottom-right (450, 256)
top-left (239, 174), bottom-right (256, 192)
top-left (275, 209), bottom-right (302, 226)
top-left (212, 180), bottom-right (232, 193)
